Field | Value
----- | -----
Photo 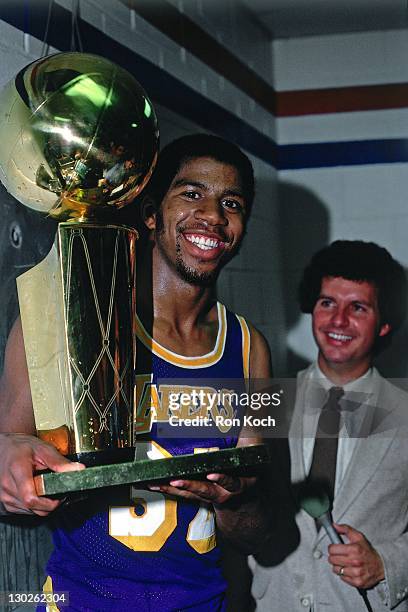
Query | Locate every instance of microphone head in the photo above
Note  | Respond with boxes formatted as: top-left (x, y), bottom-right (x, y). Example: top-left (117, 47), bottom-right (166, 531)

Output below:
top-left (300, 490), bottom-right (330, 519)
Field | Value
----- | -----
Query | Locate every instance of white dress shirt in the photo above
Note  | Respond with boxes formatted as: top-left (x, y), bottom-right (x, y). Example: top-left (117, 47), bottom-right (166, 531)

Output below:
top-left (302, 363), bottom-right (376, 494)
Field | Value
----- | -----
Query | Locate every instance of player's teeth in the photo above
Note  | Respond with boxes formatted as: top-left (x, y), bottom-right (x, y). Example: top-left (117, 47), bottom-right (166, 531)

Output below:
top-left (185, 235), bottom-right (219, 249)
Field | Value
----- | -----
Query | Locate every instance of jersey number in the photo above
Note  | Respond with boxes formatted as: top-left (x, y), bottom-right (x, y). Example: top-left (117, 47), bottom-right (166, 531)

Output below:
top-left (109, 445), bottom-right (216, 553)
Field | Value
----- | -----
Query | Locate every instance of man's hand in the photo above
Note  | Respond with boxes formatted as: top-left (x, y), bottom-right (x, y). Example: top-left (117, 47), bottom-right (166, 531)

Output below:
top-left (0, 433), bottom-right (84, 516)
top-left (328, 523), bottom-right (385, 589)
top-left (149, 474), bottom-right (256, 506)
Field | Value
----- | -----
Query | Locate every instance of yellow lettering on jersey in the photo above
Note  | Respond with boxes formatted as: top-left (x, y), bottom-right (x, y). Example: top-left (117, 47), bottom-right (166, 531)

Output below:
top-left (154, 384), bottom-right (183, 421)
top-left (135, 378), bottom-right (237, 434)
top-left (160, 384), bottom-right (215, 420)
top-left (135, 374), bottom-right (160, 434)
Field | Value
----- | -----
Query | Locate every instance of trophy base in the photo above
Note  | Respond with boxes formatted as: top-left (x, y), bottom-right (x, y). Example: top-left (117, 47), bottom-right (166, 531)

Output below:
top-left (34, 445), bottom-right (270, 497)
top-left (68, 448), bottom-right (136, 467)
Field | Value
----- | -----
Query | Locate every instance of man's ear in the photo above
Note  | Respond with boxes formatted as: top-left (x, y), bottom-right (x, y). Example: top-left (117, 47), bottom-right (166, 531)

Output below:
top-left (142, 197), bottom-right (157, 230)
top-left (379, 323), bottom-right (391, 337)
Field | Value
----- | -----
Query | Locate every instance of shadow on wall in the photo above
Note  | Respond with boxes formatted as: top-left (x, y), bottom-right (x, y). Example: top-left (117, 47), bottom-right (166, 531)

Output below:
top-left (374, 269), bottom-right (408, 379)
top-left (0, 181), bottom-right (57, 371)
top-left (277, 180), bottom-right (329, 377)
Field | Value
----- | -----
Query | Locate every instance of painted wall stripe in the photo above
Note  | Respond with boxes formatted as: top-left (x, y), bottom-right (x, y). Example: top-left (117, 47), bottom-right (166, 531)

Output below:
top-left (276, 83), bottom-right (408, 117)
top-left (277, 139), bottom-right (408, 170)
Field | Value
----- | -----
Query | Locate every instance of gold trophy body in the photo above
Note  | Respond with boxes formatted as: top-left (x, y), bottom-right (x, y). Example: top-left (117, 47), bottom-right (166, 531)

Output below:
top-left (0, 52), bottom-right (158, 469)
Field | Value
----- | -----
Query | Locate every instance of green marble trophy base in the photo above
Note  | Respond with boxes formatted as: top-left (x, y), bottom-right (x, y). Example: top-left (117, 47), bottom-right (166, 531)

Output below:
top-left (34, 445), bottom-right (270, 497)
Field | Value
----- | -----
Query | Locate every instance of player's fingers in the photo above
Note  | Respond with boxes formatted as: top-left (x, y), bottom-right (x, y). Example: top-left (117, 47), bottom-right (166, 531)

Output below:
top-left (149, 483), bottom-right (202, 501)
top-left (151, 480), bottom-right (227, 503)
top-left (53, 461), bottom-right (86, 473)
top-left (9, 465), bottom-right (61, 515)
top-left (2, 489), bottom-right (61, 515)
top-left (34, 444), bottom-right (85, 473)
top-left (206, 473), bottom-right (243, 493)
top-left (169, 480), bottom-right (219, 498)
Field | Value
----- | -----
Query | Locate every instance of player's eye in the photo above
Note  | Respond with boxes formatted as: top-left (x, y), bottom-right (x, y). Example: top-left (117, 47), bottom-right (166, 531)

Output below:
top-left (182, 190), bottom-right (201, 200)
top-left (221, 199), bottom-right (244, 213)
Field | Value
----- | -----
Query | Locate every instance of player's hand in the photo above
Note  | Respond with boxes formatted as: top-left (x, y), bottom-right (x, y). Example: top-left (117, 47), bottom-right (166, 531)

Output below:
top-left (148, 473), bottom-right (256, 506)
top-left (328, 523), bottom-right (385, 589)
top-left (0, 433), bottom-right (85, 516)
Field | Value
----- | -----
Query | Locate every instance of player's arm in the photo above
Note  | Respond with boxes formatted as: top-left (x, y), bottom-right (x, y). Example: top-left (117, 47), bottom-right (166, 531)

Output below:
top-left (0, 318), bottom-right (84, 516)
top-left (208, 325), bottom-right (273, 551)
top-left (0, 317), bottom-right (36, 433)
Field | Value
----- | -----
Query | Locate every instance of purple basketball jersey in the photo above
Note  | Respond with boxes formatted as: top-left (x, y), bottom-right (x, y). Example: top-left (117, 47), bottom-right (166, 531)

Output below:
top-left (45, 303), bottom-right (250, 611)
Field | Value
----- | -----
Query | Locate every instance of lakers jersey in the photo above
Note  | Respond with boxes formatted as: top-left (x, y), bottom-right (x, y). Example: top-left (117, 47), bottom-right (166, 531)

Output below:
top-left (45, 303), bottom-right (250, 611)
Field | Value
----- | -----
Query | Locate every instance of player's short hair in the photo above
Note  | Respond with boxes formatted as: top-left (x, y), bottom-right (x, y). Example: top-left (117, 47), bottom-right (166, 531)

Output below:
top-left (298, 240), bottom-right (407, 333)
top-left (143, 133), bottom-right (255, 217)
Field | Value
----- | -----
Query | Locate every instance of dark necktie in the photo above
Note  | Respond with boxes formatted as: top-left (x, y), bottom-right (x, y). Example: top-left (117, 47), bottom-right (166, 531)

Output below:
top-left (307, 386), bottom-right (344, 506)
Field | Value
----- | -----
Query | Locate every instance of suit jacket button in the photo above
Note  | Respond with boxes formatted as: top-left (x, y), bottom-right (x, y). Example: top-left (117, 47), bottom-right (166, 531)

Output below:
top-left (313, 549), bottom-right (322, 559)
top-left (301, 597), bottom-right (311, 607)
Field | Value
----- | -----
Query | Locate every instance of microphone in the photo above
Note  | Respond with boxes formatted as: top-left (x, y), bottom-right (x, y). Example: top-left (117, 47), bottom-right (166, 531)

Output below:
top-left (301, 494), bottom-right (341, 544)
top-left (300, 491), bottom-right (373, 612)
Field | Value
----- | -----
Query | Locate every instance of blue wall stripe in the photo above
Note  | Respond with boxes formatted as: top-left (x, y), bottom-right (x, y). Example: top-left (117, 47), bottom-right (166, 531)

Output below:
top-left (277, 139), bottom-right (408, 170)
top-left (1, 4), bottom-right (408, 171)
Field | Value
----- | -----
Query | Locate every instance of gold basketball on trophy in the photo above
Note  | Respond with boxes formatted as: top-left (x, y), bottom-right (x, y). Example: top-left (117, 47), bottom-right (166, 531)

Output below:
top-left (0, 52), bottom-right (159, 221)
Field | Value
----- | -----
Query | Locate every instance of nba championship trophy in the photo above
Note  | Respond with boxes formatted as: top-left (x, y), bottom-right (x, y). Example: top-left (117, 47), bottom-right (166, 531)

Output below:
top-left (0, 53), bottom-right (269, 496)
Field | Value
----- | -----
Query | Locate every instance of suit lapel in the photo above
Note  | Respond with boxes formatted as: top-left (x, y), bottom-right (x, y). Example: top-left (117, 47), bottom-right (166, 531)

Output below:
top-left (330, 435), bottom-right (394, 524)
top-left (289, 369), bottom-right (308, 483)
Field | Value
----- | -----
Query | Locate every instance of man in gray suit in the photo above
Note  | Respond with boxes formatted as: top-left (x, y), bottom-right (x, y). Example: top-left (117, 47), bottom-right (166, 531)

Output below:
top-left (250, 240), bottom-right (408, 612)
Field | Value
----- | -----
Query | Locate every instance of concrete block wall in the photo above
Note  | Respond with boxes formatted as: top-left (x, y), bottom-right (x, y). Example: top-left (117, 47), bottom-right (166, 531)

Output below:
top-left (273, 29), bottom-right (408, 376)
top-left (167, 0), bottom-right (274, 83)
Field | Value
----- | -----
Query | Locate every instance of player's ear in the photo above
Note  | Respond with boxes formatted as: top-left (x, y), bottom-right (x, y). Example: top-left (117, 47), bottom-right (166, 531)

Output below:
top-left (142, 196), bottom-right (157, 230)
top-left (379, 323), bottom-right (391, 337)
